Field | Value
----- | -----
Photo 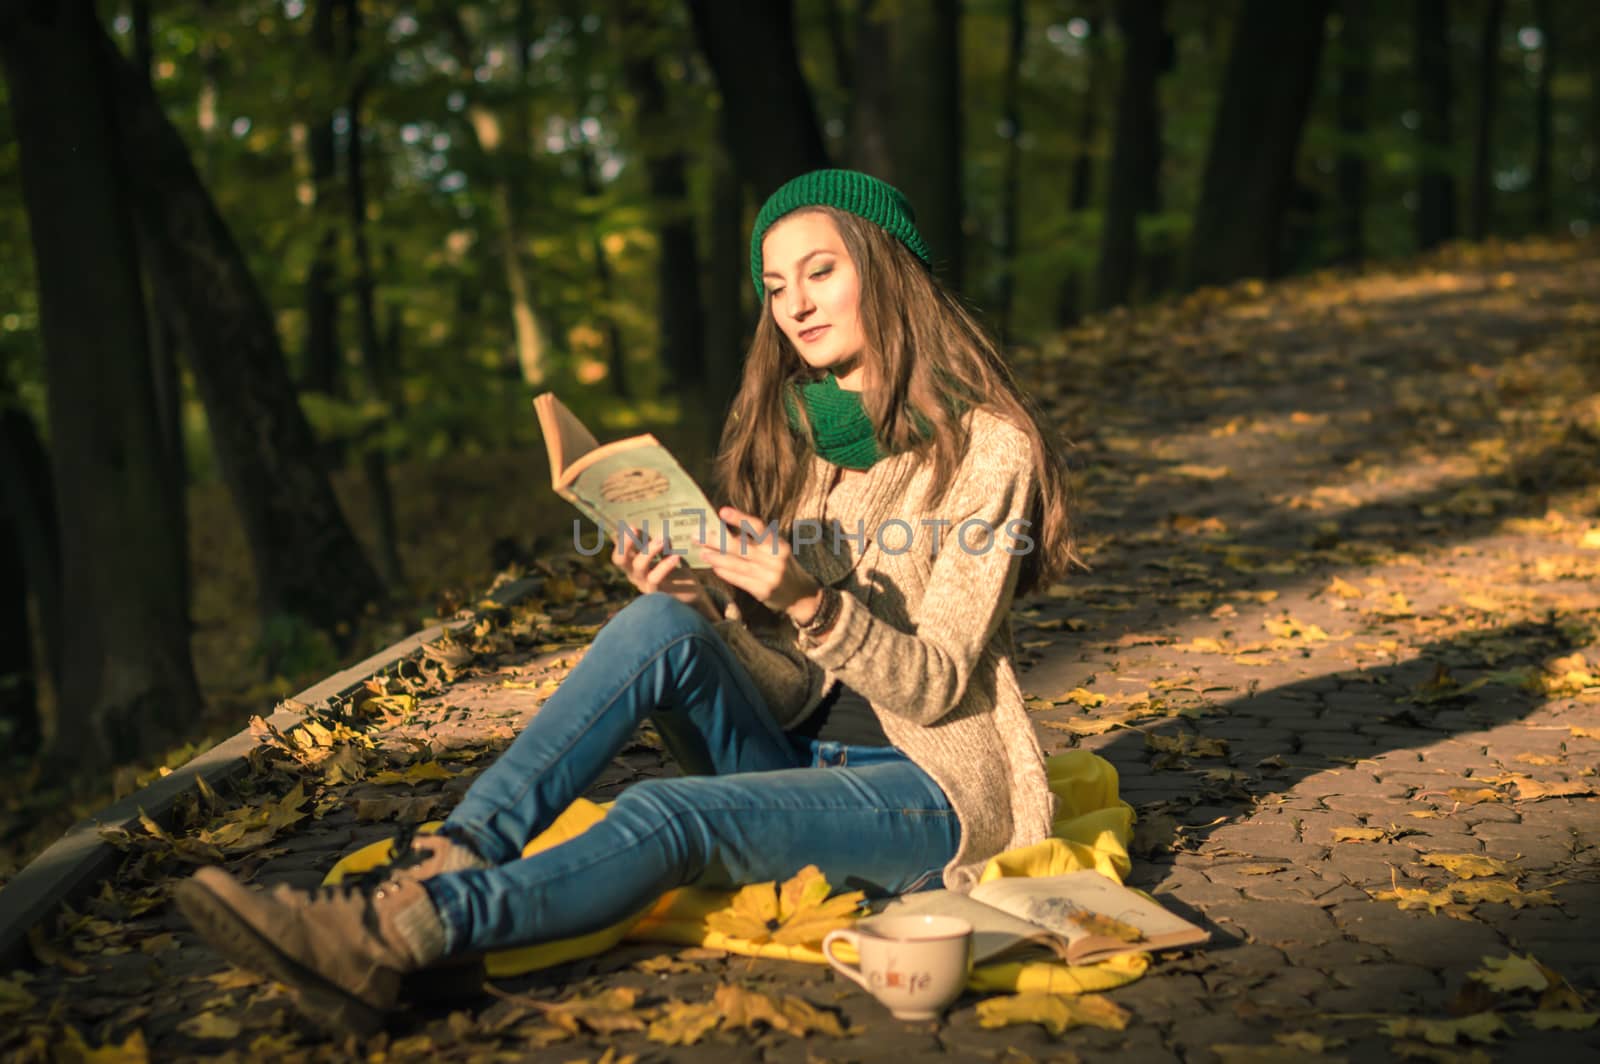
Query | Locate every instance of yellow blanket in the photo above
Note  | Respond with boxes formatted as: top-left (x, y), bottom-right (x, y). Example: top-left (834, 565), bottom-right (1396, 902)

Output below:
top-left (326, 750), bottom-right (1147, 994)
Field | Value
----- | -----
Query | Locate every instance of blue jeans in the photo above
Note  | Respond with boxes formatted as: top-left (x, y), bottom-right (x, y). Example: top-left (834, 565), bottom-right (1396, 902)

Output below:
top-left (423, 593), bottom-right (960, 956)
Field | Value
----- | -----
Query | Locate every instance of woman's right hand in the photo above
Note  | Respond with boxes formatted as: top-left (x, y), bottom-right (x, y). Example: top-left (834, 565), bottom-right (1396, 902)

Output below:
top-left (612, 528), bottom-right (719, 620)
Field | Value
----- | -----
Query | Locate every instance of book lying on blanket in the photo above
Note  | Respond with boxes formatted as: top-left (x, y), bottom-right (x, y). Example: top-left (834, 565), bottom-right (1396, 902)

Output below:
top-left (534, 393), bottom-right (719, 569)
top-left (875, 870), bottom-right (1208, 966)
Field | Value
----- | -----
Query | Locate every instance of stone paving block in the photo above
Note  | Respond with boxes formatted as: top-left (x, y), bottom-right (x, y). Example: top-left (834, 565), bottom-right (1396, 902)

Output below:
top-left (1204, 900), bottom-right (1338, 949)
top-left (1104, 973), bottom-right (1208, 1022)
top-left (1465, 827), bottom-right (1574, 869)
top-left (1280, 937), bottom-right (1387, 969)
top-left (1330, 902), bottom-right (1509, 969)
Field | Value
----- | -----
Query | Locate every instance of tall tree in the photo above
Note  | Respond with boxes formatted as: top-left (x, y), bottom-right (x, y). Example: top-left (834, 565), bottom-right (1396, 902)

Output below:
top-left (0, 401), bottom-right (56, 758)
top-left (129, 0), bottom-right (190, 615)
top-left (846, 0), bottom-right (964, 287)
top-left (1531, 0), bottom-right (1554, 231)
top-left (1185, 0), bottom-right (1332, 288)
top-left (1414, 0), bottom-right (1457, 249)
top-left (1468, 0), bottom-right (1504, 240)
top-left (1095, 0), bottom-right (1168, 310)
top-left (1335, 0), bottom-right (1372, 263)
top-left (91, 16), bottom-right (384, 649)
top-left (301, 0), bottom-right (344, 399)
top-left (1, 0), bottom-right (203, 766)
top-left (438, 6), bottom-right (556, 388)
top-left (685, 0), bottom-right (831, 199)
top-left (993, 0), bottom-right (1026, 342)
top-left (343, 0), bottom-right (404, 586)
top-left (617, 0), bottom-right (707, 395)
top-left (1056, 9), bottom-right (1105, 327)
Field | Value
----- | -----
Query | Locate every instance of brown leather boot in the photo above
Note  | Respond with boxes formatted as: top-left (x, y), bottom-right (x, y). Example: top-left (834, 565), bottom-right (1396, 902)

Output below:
top-left (174, 866), bottom-right (446, 1038)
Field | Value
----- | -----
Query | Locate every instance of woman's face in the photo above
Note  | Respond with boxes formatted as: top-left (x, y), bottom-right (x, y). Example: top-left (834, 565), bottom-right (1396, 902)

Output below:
top-left (760, 212), bottom-right (868, 390)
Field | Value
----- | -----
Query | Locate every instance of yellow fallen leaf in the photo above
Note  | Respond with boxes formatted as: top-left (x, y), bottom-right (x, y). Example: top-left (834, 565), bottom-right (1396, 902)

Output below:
top-left (1332, 827), bottom-right (1388, 843)
top-left (54, 1027), bottom-right (149, 1064)
top-left (534, 987), bottom-right (644, 1036)
top-left (646, 999), bottom-right (722, 1046)
top-left (1373, 886), bottom-right (1455, 913)
top-left (1468, 954), bottom-right (1547, 993)
top-left (714, 984), bottom-right (846, 1036)
top-left (369, 761), bottom-right (455, 785)
top-left (1381, 1012), bottom-right (1508, 1045)
top-left (1324, 576), bottom-right (1364, 600)
top-left (1442, 788), bottom-right (1504, 805)
top-left (1571, 726), bottom-right (1600, 739)
top-left (1059, 687), bottom-right (1107, 708)
top-left (705, 865), bottom-right (864, 948)
top-left (1514, 778), bottom-right (1597, 801)
top-left (975, 992), bottom-right (1130, 1035)
top-left (1277, 1031), bottom-right (1346, 1051)
top-left (1525, 1011), bottom-right (1598, 1030)
top-left (1451, 880), bottom-right (1556, 908)
top-left (0, 974), bottom-right (37, 1015)
top-left (1172, 463), bottom-right (1231, 480)
top-left (177, 1012), bottom-right (242, 1040)
top-left (1419, 853), bottom-right (1516, 879)
top-left (1146, 733), bottom-right (1228, 758)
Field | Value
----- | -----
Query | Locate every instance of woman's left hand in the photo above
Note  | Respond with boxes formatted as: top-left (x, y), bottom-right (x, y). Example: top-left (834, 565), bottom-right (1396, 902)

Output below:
top-left (695, 505), bottom-right (820, 618)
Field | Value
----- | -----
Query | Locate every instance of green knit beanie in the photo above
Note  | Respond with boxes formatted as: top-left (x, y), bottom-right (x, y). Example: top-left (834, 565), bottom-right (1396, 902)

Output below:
top-left (750, 169), bottom-right (933, 300)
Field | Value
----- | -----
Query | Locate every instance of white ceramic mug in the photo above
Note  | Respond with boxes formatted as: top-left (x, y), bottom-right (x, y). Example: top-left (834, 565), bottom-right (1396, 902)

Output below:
top-left (821, 914), bottom-right (973, 1021)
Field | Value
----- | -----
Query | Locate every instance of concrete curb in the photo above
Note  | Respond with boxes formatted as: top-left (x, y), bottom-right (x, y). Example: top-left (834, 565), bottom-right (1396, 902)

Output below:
top-left (0, 576), bottom-right (543, 970)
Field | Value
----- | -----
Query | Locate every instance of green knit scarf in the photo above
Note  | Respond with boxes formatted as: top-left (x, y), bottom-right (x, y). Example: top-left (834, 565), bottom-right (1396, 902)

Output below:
top-left (784, 374), bottom-right (950, 470)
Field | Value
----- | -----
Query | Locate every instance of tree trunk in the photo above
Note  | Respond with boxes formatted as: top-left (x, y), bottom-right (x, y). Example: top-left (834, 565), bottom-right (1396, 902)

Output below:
top-left (885, 0), bottom-right (964, 287)
top-left (1531, 0), bottom-right (1554, 232)
top-left (1468, 0), bottom-right (1504, 240)
top-left (1185, 0), bottom-right (1331, 288)
top-left (302, 0), bottom-right (343, 399)
top-left (994, 0), bottom-right (1025, 343)
top-left (702, 119), bottom-right (746, 454)
top-left (130, 0), bottom-right (190, 617)
top-left (686, 0), bottom-right (831, 199)
top-left (1056, 9), bottom-right (1104, 327)
top-left (1335, 0), bottom-right (1372, 264)
top-left (849, 0), bottom-right (895, 179)
top-left (92, 18), bottom-right (383, 645)
top-left (618, 0), bottom-right (707, 394)
top-left (343, 0), bottom-right (404, 587)
top-left (1414, 0), bottom-right (1457, 250)
top-left (0, 404), bottom-right (60, 692)
top-left (0, 509), bottom-right (38, 757)
top-left (0, 403), bottom-right (57, 759)
top-left (1, 0), bottom-right (203, 767)
top-left (1095, 0), bottom-right (1167, 310)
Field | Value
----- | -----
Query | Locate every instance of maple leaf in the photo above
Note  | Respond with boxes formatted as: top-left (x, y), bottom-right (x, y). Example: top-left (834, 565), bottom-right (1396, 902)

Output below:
top-left (1380, 1012), bottom-right (1508, 1045)
top-left (646, 1000), bottom-right (721, 1046)
top-left (1525, 1011), bottom-right (1598, 1030)
top-left (532, 987), bottom-right (644, 1036)
top-left (713, 984), bottom-right (847, 1037)
top-left (705, 865), bottom-right (865, 948)
top-left (1332, 826), bottom-right (1388, 843)
top-left (975, 992), bottom-right (1130, 1035)
top-left (1468, 953), bottom-right (1547, 993)
top-left (176, 1012), bottom-right (243, 1040)
top-left (1420, 853), bottom-right (1517, 880)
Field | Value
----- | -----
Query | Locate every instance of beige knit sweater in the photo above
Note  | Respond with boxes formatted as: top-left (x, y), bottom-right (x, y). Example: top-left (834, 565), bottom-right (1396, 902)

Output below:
top-left (705, 407), bottom-right (1056, 892)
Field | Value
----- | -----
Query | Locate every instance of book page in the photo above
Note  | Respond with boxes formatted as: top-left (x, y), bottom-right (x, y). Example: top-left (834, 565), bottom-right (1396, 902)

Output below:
top-left (559, 436), bottom-right (720, 569)
top-left (873, 890), bottom-right (1069, 965)
top-left (970, 871), bottom-right (1208, 965)
top-left (532, 393), bottom-right (601, 482)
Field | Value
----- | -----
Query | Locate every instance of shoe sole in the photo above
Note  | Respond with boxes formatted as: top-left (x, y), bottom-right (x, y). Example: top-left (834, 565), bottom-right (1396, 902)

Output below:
top-left (173, 876), bottom-right (387, 1039)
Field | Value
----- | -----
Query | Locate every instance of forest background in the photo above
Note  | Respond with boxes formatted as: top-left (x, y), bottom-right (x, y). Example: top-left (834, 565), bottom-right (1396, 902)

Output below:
top-left (0, 0), bottom-right (1595, 879)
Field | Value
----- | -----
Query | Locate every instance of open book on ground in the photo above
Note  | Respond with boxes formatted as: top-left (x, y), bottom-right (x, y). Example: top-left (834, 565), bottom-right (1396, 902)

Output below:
top-left (534, 393), bottom-right (719, 568)
top-left (875, 870), bottom-right (1208, 967)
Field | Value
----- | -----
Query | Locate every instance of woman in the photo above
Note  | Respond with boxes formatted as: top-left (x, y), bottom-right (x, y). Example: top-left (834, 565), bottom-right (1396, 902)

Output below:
top-left (175, 169), bottom-right (1077, 1037)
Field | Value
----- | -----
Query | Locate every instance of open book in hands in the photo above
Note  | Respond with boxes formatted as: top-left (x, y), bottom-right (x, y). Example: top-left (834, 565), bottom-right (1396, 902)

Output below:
top-left (534, 393), bottom-right (721, 569)
top-left (876, 870), bottom-right (1208, 967)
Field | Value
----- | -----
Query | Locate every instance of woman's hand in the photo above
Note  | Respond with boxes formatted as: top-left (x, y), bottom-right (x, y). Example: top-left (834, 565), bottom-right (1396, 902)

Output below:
top-left (695, 506), bottom-right (822, 624)
top-left (612, 527), bottom-right (719, 620)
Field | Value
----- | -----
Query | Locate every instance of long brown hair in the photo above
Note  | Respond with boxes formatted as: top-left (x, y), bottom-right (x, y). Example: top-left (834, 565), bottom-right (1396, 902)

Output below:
top-left (712, 205), bottom-right (1077, 600)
